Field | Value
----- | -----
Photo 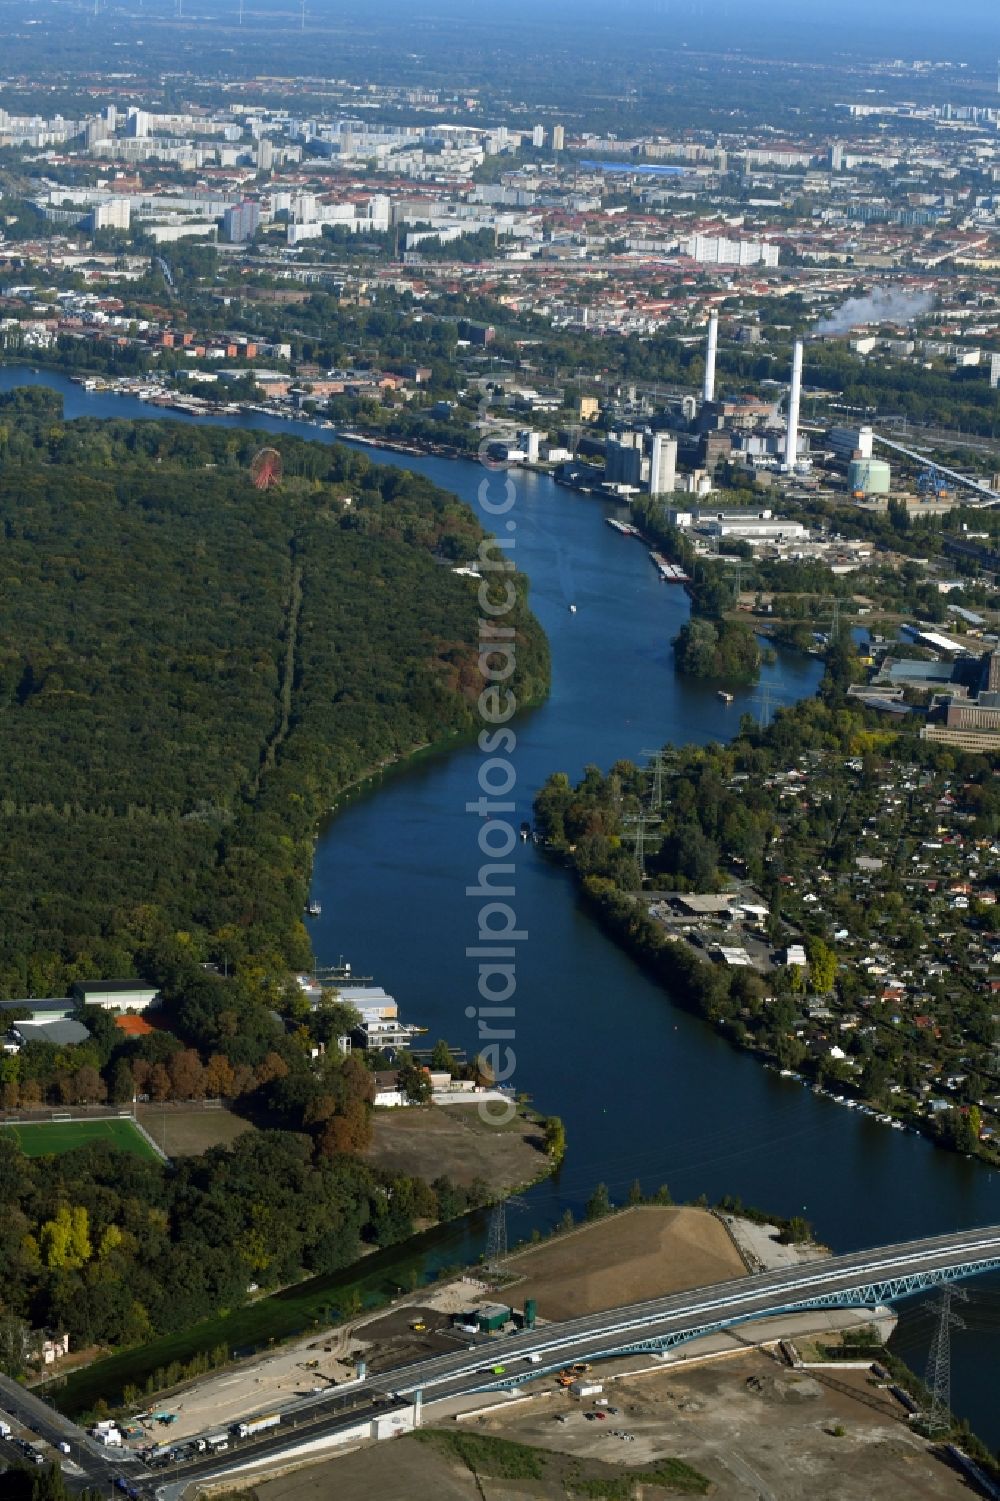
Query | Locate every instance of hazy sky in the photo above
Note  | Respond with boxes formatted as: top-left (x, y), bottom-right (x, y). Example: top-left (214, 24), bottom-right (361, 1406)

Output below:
top-left (398, 0), bottom-right (998, 53)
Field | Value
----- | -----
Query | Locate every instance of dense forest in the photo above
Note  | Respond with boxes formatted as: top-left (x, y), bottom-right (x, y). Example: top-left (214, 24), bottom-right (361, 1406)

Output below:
top-left (0, 1128), bottom-right (487, 1378)
top-left (0, 385), bottom-right (549, 1369)
top-left (0, 387), bottom-right (548, 1001)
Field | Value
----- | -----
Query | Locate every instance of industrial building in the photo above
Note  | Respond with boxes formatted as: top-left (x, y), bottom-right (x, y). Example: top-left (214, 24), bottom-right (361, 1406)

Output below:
top-left (848, 457), bottom-right (892, 496)
top-left (604, 431), bottom-right (644, 487)
top-left (829, 425), bottom-right (875, 461)
top-left (667, 506), bottom-right (808, 543)
top-left (73, 980), bottom-right (161, 1012)
top-left (649, 432), bottom-right (677, 495)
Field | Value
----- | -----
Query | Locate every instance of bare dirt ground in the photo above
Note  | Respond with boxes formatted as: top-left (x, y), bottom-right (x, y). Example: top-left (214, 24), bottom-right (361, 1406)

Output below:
top-left (503, 1207), bottom-right (748, 1321)
top-left (486, 1353), bottom-right (973, 1501)
top-left (246, 1439), bottom-right (477, 1501)
top-left (246, 1351), bottom-right (972, 1501)
top-left (136, 1103), bottom-right (255, 1156)
top-left (362, 1103), bottom-right (547, 1191)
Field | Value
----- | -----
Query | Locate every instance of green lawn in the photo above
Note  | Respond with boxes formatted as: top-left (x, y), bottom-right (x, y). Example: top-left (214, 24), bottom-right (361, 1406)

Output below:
top-left (2, 1117), bottom-right (161, 1162)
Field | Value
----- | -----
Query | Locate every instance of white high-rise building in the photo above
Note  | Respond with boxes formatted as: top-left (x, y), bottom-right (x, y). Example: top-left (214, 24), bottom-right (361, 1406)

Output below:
top-left (552, 124), bottom-right (565, 151)
top-left (682, 234), bottom-right (779, 268)
top-left (532, 124), bottom-right (545, 149)
top-left (990, 353), bottom-right (1000, 390)
top-left (256, 137), bottom-right (274, 172)
top-left (90, 198), bottom-right (131, 232)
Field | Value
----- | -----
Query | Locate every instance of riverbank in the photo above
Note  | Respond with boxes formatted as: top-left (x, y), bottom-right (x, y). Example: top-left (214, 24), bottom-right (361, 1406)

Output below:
top-left (3, 365), bottom-right (997, 1451)
top-left (534, 682), bottom-right (1000, 1169)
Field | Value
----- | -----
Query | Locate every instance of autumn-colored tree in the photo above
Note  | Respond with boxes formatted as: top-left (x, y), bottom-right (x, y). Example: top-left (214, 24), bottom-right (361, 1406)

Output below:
top-left (40, 1205), bottom-right (92, 1270)
top-left (168, 1048), bottom-right (205, 1100)
top-left (147, 1063), bottom-right (172, 1102)
top-left (131, 1058), bottom-right (152, 1095)
top-left (315, 1098), bottom-right (371, 1157)
top-left (342, 1052), bottom-right (376, 1106)
top-left (255, 1051), bottom-right (289, 1088)
top-left (53, 1072), bottom-right (77, 1106)
top-left (98, 1224), bottom-right (125, 1260)
top-left (303, 1092), bottom-right (337, 1127)
top-left (203, 1053), bottom-right (236, 1098)
top-left (73, 1065), bottom-right (107, 1105)
top-left (230, 1062), bottom-right (257, 1098)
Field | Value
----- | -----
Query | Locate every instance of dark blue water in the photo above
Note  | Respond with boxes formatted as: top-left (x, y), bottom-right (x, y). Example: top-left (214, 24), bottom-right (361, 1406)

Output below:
top-left (4, 365), bottom-right (998, 1446)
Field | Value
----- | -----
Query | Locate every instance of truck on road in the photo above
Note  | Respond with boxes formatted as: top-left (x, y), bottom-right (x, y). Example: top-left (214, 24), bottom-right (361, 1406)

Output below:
top-left (232, 1413), bottom-right (281, 1440)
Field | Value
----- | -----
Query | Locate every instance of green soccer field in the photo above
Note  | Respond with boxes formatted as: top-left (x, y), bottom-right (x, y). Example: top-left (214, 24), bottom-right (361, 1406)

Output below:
top-left (2, 1117), bottom-right (161, 1162)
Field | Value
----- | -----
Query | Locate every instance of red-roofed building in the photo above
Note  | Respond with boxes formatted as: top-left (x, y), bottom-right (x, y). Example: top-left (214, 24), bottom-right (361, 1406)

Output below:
top-left (115, 1014), bottom-right (155, 1038)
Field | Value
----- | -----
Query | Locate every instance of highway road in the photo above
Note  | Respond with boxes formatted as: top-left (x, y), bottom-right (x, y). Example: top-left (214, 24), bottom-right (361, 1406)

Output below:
top-left (383, 1224), bottom-right (1000, 1399)
top-left (9, 1225), bottom-right (998, 1497)
top-left (0, 1369), bottom-right (132, 1491)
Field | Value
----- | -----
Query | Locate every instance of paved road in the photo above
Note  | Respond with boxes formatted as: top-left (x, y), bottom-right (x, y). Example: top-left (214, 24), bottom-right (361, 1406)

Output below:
top-left (10, 1225), bottom-right (997, 1497)
top-left (0, 1370), bottom-right (129, 1490)
top-left (145, 1224), bottom-right (1000, 1497)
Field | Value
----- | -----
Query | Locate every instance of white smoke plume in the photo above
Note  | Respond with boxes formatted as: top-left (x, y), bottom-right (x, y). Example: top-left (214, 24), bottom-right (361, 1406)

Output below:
top-left (814, 288), bottom-right (934, 336)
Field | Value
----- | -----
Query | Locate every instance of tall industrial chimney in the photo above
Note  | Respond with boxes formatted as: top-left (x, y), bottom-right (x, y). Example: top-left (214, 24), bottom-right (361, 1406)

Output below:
top-left (703, 313), bottom-right (718, 404)
top-left (784, 339), bottom-right (803, 472)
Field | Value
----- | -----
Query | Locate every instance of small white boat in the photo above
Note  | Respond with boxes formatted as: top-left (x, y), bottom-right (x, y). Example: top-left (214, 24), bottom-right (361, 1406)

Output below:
top-left (569, 604), bottom-right (577, 614)
top-left (306, 900), bottom-right (322, 917)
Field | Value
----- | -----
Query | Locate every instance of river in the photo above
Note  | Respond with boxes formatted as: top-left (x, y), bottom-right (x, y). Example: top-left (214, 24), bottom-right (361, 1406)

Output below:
top-left (4, 365), bottom-right (998, 1444)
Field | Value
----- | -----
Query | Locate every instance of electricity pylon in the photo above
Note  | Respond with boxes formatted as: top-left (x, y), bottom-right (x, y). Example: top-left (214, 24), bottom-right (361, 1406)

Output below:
top-left (484, 1193), bottom-right (527, 1284)
top-left (924, 1283), bottom-right (966, 1436)
top-left (624, 813), bottom-right (659, 881)
top-left (751, 683), bottom-right (773, 729)
top-left (641, 748), bottom-right (671, 813)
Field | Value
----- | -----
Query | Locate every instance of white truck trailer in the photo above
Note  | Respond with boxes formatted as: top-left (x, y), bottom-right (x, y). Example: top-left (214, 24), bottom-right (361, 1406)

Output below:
top-left (231, 1413), bottom-right (281, 1440)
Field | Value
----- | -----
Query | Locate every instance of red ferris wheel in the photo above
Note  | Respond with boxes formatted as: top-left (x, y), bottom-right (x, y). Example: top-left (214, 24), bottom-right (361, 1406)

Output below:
top-left (250, 447), bottom-right (283, 490)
